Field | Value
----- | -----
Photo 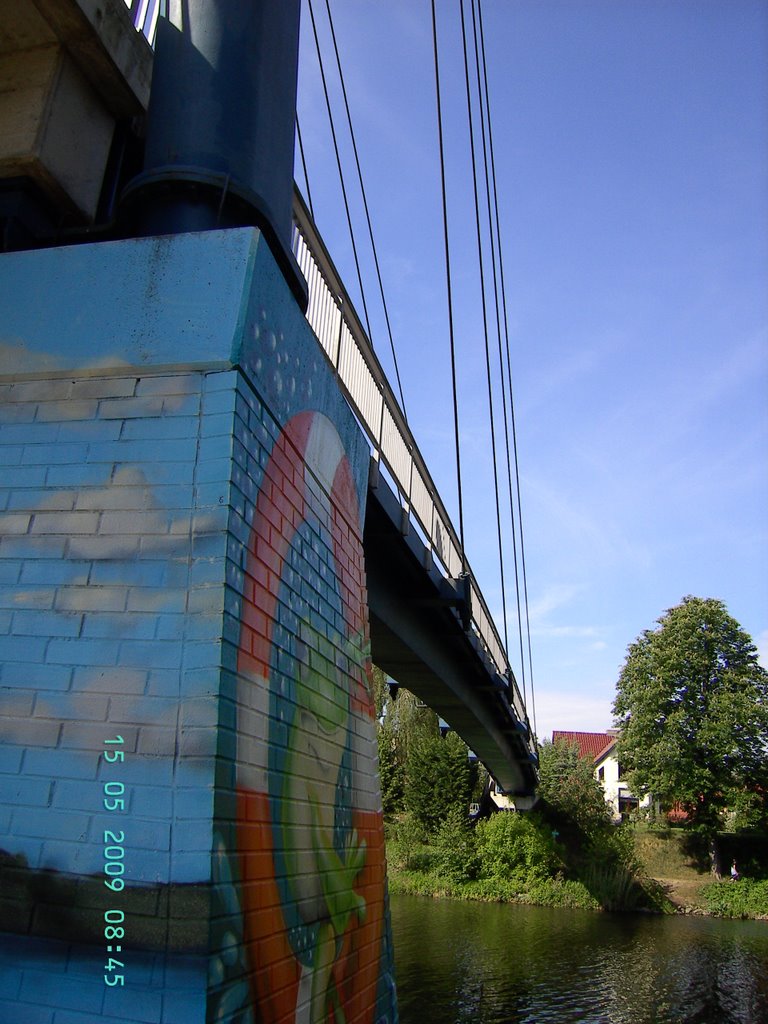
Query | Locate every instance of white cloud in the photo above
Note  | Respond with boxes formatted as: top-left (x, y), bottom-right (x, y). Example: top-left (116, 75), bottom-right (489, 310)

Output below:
top-left (527, 582), bottom-right (583, 625)
top-left (532, 689), bottom-right (614, 744)
top-left (523, 582), bottom-right (609, 647)
top-left (531, 624), bottom-right (602, 639)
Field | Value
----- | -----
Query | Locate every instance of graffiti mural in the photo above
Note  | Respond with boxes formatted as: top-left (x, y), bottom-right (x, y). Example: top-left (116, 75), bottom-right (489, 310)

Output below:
top-left (235, 410), bottom-right (395, 1024)
top-left (0, 231), bottom-right (397, 1023)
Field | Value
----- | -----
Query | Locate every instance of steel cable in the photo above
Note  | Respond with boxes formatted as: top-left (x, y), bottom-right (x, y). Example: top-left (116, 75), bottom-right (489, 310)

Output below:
top-left (476, 0), bottom-right (537, 735)
top-left (430, 0), bottom-right (467, 567)
top-left (459, 0), bottom-right (509, 652)
top-left (295, 114), bottom-right (315, 221)
top-left (468, 0), bottom-right (527, 703)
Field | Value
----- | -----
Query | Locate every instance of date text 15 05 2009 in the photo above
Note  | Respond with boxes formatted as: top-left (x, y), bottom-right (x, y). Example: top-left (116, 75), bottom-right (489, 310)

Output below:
top-left (102, 736), bottom-right (127, 988)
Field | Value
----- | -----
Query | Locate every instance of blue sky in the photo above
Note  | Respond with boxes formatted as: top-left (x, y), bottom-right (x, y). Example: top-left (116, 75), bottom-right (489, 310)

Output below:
top-left (295, 0), bottom-right (768, 741)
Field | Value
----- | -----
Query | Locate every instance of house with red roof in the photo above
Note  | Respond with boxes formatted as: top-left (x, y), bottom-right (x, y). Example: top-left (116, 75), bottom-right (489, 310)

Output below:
top-left (552, 729), bottom-right (652, 822)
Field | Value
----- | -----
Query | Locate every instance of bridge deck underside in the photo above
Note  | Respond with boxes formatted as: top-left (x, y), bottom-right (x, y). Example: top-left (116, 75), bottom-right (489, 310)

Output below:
top-left (363, 466), bottom-right (537, 797)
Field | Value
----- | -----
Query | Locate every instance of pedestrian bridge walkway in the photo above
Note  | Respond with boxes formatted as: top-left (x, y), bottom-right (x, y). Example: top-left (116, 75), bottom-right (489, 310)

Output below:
top-left (293, 194), bottom-right (538, 797)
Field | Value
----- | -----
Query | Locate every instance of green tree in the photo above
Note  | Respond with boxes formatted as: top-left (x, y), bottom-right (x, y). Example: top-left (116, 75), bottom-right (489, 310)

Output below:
top-left (433, 807), bottom-right (480, 882)
top-left (537, 738), bottom-right (613, 838)
top-left (373, 666), bottom-right (402, 816)
top-left (372, 664), bottom-right (390, 721)
top-left (613, 596), bottom-right (768, 836)
top-left (404, 731), bottom-right (472, 834)
top-left (374, 676), bottom-right (440, 818)
top-left (377, 725), bottom-right (403, 817)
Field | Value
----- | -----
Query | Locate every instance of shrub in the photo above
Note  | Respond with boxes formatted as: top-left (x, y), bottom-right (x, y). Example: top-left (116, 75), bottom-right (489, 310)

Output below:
top-left (525, 876), bottom-right (600, 910)
top-left (433, 807), bottom-right (480, 882)
top-left (475, 811), bottom-right (563, 887)
top-left (702, 879), bottom-right (768, 918)
top-left (600, 824), bottom-right (643, 872)
top-left (386, 813), bottom-right (432, 871)
top-left (461, 876), bottom-right (520, 902)
top-left (386, 866), bottom-right (601, 909)
top-left (578, 861), bottom-right (645, 912)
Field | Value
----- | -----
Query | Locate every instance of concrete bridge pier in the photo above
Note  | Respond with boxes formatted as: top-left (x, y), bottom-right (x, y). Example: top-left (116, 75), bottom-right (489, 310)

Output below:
top-left (0, 231), bottom-right (397, 1022)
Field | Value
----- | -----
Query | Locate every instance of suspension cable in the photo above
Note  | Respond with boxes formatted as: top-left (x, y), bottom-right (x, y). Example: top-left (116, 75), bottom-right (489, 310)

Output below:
top-left (476, 0), bottom-right (537, 734)
top-left (458, 0), bottom-right (508, 649)
top-left (321, 0), bottom-right (408, 420)
top-left (295, 114), bottom-right (315, 221)
top-left (430, 0), bottom-right (467, 567)
top-left (468, 0), bottom-right (527, 701)
top-left (306, 0), bottom-right (373, 339)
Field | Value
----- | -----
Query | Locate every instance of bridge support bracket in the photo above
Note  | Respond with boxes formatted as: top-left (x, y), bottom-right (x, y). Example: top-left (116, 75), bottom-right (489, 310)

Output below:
top-left (438, 573), bottom-right (472, 631)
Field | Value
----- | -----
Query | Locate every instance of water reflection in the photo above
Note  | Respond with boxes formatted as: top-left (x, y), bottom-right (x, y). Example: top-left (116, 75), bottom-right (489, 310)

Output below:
top-left (390, 894), bottom-right (768, 1024)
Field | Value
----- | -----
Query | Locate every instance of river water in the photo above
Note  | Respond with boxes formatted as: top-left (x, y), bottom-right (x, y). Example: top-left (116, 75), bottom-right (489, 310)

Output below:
top-left (390, 893), bottom-right (768, 1024)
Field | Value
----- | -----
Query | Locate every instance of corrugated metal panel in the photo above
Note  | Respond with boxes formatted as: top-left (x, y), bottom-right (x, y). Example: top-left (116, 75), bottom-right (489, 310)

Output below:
top-left (470, 580), bottom-right (505, 675)
top-left (409, 466), bottom-right (433, 539)
top-left (338, 323), bottom-right (382, 433)
top-left (294, 233), bottom-right (342, 366)
top-left (380, 406), bottom-right (412, 499)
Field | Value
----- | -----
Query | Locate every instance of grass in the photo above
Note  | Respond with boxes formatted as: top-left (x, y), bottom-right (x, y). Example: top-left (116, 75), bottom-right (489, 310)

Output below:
top-left (386, 865), bottom-right (602, 910)
top-left (633, 828), bottom-right (705, 878)
top-left (632, 827), bottom-right (711, 913)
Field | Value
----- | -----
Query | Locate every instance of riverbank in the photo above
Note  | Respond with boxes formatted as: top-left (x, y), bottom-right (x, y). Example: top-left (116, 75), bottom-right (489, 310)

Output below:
top-left (634, 828), bottom-right (709, 914)
top-left (635, 829), bottom-right (768, 919)
top-left (387, 857), bottom-right (768, 919)
top-left (385, 822), bottom-right (768, 919)
top-left (386, 860), bottom-right (673, 913)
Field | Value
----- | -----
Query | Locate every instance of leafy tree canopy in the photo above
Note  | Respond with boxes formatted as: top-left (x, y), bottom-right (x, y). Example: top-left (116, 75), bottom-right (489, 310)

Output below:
top-left (537, 738), bottom-right (613, 839)
top-left (613, 596), bottom-right (768, 829)
top-left (375, 670), bottom-right (479, 822)
top-left (404, 731), bottom-right (473, 834)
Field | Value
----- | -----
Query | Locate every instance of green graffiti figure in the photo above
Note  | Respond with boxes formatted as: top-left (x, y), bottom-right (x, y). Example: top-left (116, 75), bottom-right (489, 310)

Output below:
top-left (282, 622), bottom-right (367, 1024)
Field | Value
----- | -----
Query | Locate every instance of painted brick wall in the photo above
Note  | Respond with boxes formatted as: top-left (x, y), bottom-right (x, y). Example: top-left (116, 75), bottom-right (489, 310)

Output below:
top-left (0, 229), bottom-right (397, 1024)
top-left (216, 382), bottom-right (396, 1024)
top-left (0, 367), bottom-right (234, 1024)
top-left (0, 369), bottom-right (236, 879)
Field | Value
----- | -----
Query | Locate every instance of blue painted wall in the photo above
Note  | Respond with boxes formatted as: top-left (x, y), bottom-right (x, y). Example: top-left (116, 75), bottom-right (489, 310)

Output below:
top-left (0, 229), bottom-right (396, 1024)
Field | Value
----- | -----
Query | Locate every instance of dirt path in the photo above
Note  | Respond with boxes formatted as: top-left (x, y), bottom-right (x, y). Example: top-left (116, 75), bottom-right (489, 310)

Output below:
top-left (655, 876), bottom-right (710, 913)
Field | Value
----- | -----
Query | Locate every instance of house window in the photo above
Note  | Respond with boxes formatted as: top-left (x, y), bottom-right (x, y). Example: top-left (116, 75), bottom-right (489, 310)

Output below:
top-left (597, 766), bottom-right (605, 782)
top-left (618, 763), bottom-right (626, 780)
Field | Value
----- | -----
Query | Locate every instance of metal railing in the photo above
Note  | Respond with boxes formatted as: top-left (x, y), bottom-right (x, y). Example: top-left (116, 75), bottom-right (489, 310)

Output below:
top-left (123, 4), bottom-right (529, 730)
top-left (291, 193), bottom-right (528, 727)
top-left (124, 0), bottom-right (160, 42)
